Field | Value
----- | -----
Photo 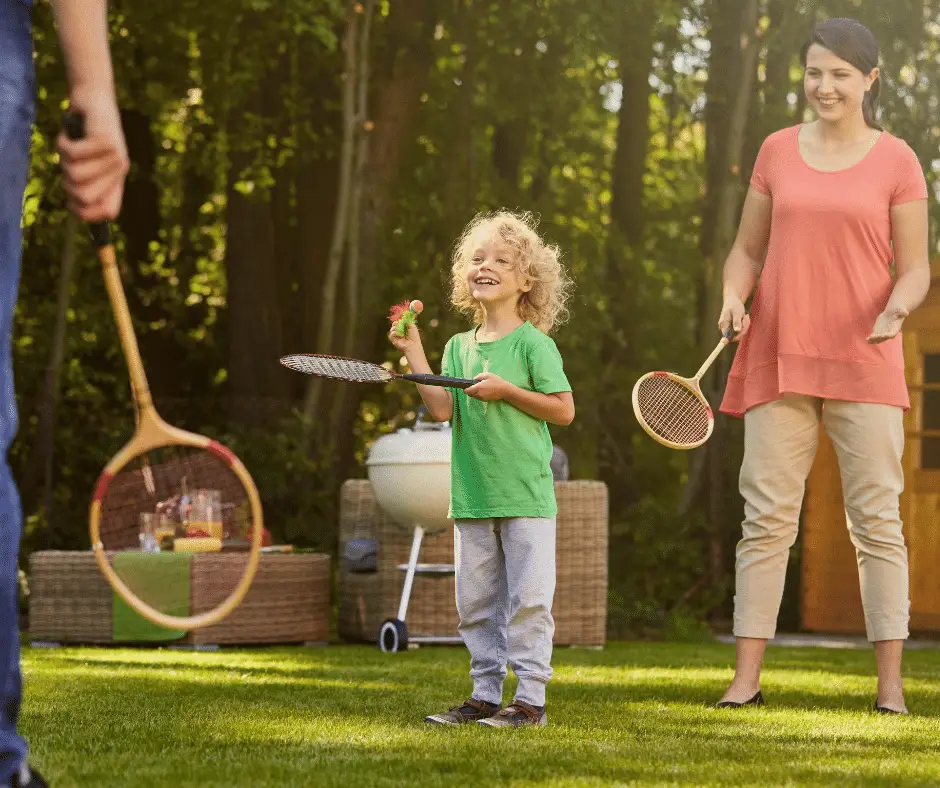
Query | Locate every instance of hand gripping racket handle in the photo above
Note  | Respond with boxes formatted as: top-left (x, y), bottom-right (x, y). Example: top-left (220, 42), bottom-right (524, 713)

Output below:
top-left (62, 113), bottom-right (112, 249)
top-left (693, 326), bottom-right (736, 381)
top-left (63, 112), bottom-right (153, 411)
top-left (401, 373), bottom-right (477, 389)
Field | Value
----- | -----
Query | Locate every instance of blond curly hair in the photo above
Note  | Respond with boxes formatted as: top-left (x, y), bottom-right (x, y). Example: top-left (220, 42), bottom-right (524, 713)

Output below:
top-left (449, 210), bottom-right (573, 334)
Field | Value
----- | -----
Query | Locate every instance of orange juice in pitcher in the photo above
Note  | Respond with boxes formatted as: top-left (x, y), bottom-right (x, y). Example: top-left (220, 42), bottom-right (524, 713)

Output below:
top-left (188, 489), bottom-right (223, 539)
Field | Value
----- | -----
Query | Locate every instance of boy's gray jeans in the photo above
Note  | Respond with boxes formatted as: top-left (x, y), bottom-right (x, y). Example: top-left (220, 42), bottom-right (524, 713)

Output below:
top-left (453, 517), bottom-right (556, 707)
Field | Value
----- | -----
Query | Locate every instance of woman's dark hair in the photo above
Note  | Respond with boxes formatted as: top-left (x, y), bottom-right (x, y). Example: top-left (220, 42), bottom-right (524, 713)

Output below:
top-left (800, 18), bottom-right (882, 130)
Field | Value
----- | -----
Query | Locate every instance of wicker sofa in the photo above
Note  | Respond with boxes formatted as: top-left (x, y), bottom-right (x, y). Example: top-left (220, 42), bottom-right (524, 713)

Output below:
top-left (28, 551), bottom-right (331, 647)
top-left (338, 479), bottom-right (609, 647)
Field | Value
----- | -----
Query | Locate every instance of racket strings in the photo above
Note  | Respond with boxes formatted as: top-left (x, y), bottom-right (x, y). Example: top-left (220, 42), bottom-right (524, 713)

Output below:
top-left (635, 376), bottom-right (711, 446)
top-left (280, 354), bottom-right (390, 383)
top-left (98, 446), bottom-right (253, 617)
top-left (100, 448), bottom-right (247, 545)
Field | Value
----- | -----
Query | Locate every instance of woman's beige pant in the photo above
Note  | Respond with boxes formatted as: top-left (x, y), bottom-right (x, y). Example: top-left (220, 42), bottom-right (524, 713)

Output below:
top-left (734, 394), bottom-right (909, 642)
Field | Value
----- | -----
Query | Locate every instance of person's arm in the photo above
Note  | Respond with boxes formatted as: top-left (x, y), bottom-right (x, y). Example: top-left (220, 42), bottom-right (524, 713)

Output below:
top-left (718, 187), bottom-right (772, 339)
top-left (388, 324), bottom-right (453, 421)
top-left (867, 199), bottom-right (931, 343)
top-left (465, 376), bottom-right (574, 426)
top-left (52, 0), bottom-right (129, 222)
top-left (51, 0), bottom-right (114, 95)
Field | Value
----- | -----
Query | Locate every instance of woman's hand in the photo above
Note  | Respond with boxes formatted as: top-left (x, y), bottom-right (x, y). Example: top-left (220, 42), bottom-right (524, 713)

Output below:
top-left (465, 373), bottom-right (510, 401)
top-left (718, 294), bottom-right (751, 341)
top-left (867, 305), bottom-right (910, 344)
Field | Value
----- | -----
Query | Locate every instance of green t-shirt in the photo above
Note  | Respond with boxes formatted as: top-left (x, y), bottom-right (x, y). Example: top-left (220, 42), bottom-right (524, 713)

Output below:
top-left (441, 321), bottom-right (571, 519)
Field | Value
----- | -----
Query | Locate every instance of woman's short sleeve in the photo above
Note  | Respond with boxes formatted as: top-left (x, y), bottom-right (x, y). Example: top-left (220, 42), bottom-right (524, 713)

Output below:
top-left (749, 135), bottom-right (775, 196)
top-left (891, 141), bottom-right (928, 206)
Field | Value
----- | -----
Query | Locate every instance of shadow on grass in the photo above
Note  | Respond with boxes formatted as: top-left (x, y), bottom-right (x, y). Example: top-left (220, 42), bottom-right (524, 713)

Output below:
top-left (23, 674), bottom-right (940, 788)
top-left (31, 641), bottom-right (940, 715)
top-left (20, 649), bottom-right (940, 788)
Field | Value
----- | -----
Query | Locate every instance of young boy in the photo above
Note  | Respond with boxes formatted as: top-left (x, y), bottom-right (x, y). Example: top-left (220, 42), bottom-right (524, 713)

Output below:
top-left (389, 210), bottom-right (574, 728)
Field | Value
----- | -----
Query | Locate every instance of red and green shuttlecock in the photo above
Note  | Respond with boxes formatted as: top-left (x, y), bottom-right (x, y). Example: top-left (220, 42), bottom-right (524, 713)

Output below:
top-left (389, 299), bottom-right (424, 337)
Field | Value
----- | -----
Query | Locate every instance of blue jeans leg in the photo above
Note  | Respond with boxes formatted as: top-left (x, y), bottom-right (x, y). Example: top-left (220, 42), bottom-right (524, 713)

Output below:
top-left (0, 0), bottom-right (35, 781)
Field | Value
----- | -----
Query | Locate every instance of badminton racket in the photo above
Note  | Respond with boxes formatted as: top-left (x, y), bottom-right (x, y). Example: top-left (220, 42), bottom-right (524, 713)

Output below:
top-left (280, 353), bottom-right (476, 389)
top-left (66, 113), bottom-right (265, 632)
top-left (632, 327), bottom-right (736, 450)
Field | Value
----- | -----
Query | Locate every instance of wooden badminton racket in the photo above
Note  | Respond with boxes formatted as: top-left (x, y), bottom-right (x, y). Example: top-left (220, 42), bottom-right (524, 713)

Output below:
top-left (632, 327), bottom-right (735, 450)
top-left (66, 113), bottom-right (265, 631)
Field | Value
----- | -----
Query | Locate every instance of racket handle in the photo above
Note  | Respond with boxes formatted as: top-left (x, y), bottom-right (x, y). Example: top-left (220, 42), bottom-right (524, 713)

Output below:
top-left (723, 326), bottom-right (735, 341)
top-left (694, 332), bottom-right (735, 380)
top-left (402, 373), bottom-right (476, 389)
top-left (62, 112), bottom-right (113, 249)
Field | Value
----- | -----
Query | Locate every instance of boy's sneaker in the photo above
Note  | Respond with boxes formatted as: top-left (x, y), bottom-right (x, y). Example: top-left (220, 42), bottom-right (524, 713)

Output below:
top-left (424, 697), bottom-right (500, 725)
top-left (478, 700), bottom-right (547, 728)
top-left (11, 764), bottom-right (48, 787)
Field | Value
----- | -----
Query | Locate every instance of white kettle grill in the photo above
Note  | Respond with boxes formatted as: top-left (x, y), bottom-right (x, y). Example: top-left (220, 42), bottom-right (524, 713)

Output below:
top-left (365, 408), bottom-right (461, 652)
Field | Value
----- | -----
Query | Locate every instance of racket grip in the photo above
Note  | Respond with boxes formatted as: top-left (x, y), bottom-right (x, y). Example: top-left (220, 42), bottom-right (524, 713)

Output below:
top-left (723, 326), bottom-right (735, 341)
top-left (402, 373), bottom-right (476, 389)
top-left (62, 112), bottom-right (113, 249)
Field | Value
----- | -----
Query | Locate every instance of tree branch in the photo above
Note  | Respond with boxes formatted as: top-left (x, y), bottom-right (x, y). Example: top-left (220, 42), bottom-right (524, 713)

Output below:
top-left (302, 1), bottom-right (361, 436)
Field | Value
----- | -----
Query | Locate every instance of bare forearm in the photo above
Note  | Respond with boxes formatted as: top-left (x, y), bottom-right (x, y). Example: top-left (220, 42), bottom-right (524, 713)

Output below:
top-left (51, 0), bottom-right (115, 93)
top-left (502, 387), bottom-right (574, 426)
top-left (402, 349), bottom-right (453, 421)
top-left (887, 268), bottom-right (931, 314)
top-left (722, 245), bottom-right (763, 303)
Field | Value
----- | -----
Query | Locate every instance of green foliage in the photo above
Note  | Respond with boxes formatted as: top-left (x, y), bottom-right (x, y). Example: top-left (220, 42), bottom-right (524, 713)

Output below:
top-left (10, 0), bottom-right (940, 637)
top-left (216, 411), bottom-right (339, 551)
top-left (607, 497), bottom-right (726, 638)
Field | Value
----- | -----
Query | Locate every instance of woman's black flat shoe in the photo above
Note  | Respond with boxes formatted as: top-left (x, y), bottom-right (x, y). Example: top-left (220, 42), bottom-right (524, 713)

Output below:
top-left (873, 701), bottom-right (908, 715)
top-left (715, 690), bottom-right (764, 709)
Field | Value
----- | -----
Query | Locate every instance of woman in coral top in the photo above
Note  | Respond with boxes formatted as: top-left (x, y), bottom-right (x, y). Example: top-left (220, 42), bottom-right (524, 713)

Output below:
top-left (715, 18), bottom-right (930, 714)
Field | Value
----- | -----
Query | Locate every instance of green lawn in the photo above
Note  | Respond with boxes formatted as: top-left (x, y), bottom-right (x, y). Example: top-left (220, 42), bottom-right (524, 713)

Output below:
top-left (19, 640), bottom-right (940, 787)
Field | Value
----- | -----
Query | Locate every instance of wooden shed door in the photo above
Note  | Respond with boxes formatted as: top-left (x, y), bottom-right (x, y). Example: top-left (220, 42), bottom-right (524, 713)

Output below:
top-left (801, 326), bottom-right (940, 636)
top-left (903, 330), bottom-right (940, 633)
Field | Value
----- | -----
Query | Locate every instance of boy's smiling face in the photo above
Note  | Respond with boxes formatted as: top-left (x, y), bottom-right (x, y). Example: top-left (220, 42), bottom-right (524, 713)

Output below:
top-left (466, 235), bottom-right (532, 308)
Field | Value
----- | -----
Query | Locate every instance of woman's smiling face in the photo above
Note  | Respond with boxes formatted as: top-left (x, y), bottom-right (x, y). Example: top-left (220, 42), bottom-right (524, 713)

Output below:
top-left (803, 42), bottom-right (877, 124)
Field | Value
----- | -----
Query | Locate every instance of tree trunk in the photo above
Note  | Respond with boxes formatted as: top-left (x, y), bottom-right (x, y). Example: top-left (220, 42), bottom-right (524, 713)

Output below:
top-left (455, 9), bottom-right (479, 219)
top-left (271, 48), bottom-right (301, 407)
top-left (597, 3), bottom-right (657, 508)
top-left (296, 44), bottom-right (342, 398)
top-left (118, 108), bottom-right (172, 394)
top-left (223, 64), bottom-right (289, 428)
top-left (663, 21), bottom-right (680, 153)
top-left (332, 0), bottom-right (377, 433)
top-left (492, 120), bottom-right (528, 200)
top-left (297, 153), bottom-right (339, 357)
top-left (763, 0), bottom-right (797, 134)
top-left (703, 0), bottom-right (762, 587)
top-left (302, 2), bottom-right (361, 430)
top-left (174, 120), bottom-right (214, 327)
top-left (23, 215), bottom-right (77, 541)
top-left (697, 0), bottom-right (742, 267)
top-left (345, 0), bottom-right (377, 348)
top-left (331, 0), bottom-right (438, 480)
top-left (678, 0), bottom-right (754, 518)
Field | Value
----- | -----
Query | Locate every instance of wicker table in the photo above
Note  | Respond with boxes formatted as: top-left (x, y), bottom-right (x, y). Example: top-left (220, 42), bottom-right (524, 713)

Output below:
top-left (339, 480), bottom-right (609, 647)
top-left (28, 550), bottom-right (331, 647)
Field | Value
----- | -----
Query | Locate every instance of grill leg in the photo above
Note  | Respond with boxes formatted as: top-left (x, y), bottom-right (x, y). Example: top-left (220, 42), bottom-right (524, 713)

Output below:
top-left (397, 525), bottom-right (425, 622)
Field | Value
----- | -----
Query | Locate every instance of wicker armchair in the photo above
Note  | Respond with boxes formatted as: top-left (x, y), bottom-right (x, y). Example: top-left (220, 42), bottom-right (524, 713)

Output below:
top-left (338, 479), bottom-right (608, 647)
